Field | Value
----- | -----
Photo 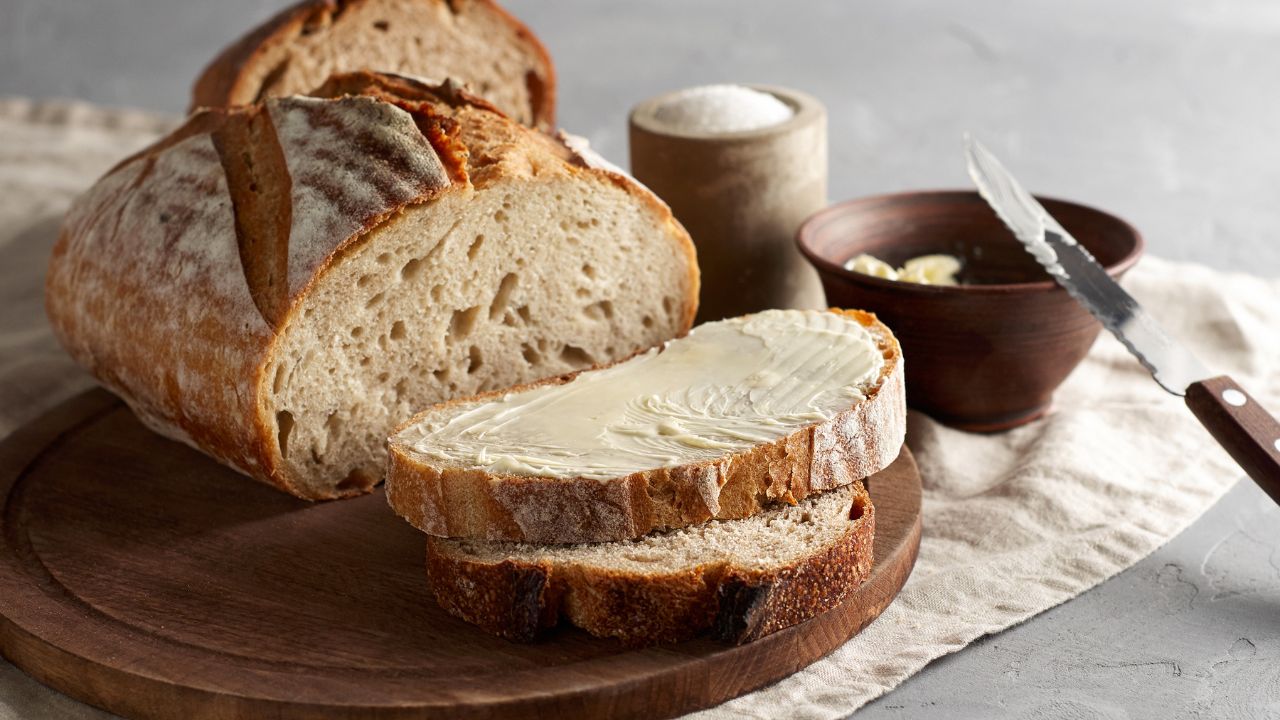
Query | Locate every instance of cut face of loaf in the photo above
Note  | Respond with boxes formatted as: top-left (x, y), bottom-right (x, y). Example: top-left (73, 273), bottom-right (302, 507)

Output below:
top-left (46, 71), bottom-right (698, 500)
top-left (427, 478), bottom-right (875, 645)
top-left (388, 308), bottom-right (906, 543)
top-left (192, 0), bottom-right (556, 129)
top-left (274, 175), bottom-right (695, 496)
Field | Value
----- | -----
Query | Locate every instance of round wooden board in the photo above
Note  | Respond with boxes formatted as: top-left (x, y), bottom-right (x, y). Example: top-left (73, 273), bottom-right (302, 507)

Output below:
top-left (0, 390), bottom-right (922, 720)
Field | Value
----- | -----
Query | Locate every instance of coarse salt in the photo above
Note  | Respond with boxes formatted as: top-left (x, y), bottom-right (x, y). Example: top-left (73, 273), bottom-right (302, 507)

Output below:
top-left (650, 84), bottom-right (793, 134)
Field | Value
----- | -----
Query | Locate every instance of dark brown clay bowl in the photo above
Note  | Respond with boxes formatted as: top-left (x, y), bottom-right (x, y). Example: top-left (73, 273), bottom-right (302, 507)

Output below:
top-left (796, 190), bottom-right (1144, 431)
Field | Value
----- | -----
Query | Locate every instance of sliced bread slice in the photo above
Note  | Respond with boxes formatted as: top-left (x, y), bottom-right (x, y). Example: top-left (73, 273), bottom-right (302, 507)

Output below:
top-left (388, 308), bottom-right (905, 543)
top-left (47, 71), bottom-right (697, 500)
top-left (192, 0), bottom-right (556, 130)
top-left (427, 478), bottom-right (875, 645)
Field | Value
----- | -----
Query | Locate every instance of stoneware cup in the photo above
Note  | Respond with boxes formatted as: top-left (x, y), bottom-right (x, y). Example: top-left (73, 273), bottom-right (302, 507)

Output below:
top-left (630, 86), bottom-right (827, 323)
top-left (796, 190), bottom-right (1144, 431)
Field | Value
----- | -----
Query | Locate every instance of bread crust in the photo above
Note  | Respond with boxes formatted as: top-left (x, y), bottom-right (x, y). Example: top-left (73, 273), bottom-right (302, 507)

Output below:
top-left (425, 476), bottom-right (878, 645)
top-left (46, 71), bottom-right (696, 500)
top-left (190, 0), bottom-right (557, 130)
top-left (387, 308), bottom-right (905, 542)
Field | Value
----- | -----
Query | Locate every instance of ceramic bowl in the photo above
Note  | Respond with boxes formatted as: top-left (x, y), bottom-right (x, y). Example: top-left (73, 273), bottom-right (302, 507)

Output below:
top-left (796, 190), bottom-right (1144, 431)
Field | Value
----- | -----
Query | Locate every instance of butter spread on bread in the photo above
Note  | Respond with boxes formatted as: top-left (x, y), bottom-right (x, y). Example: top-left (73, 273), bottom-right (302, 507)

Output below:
top-left (400, 309), bottom-right (884, 479)
top-left (386, 308), bottom-right (905, 543)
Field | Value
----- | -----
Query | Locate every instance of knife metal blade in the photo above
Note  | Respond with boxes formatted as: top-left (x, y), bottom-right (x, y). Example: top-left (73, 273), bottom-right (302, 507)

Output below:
top-left (964, 136), bottom-right (1211, 396)
top-left (964, 136), bottom-right (1280, 490)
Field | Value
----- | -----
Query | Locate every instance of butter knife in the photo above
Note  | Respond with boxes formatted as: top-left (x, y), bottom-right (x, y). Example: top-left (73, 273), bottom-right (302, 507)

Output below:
top-left (966, 136), bottom-right (1280, 494)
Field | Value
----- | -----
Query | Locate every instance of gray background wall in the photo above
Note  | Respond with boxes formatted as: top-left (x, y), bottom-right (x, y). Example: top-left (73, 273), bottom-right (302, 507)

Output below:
top-left (4, 0), bottom-right (1280, 276)
top-left (3, 2), bottom-right (1280, 718)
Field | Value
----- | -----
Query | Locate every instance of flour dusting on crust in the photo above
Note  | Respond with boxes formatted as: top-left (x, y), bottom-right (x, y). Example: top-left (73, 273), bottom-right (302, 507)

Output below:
top-left (268, 96), bottom-right (451, 296)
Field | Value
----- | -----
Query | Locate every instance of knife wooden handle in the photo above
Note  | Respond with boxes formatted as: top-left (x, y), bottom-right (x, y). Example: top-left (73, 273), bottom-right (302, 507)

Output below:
top-left (1185, 376), bottom-right (1280, 498)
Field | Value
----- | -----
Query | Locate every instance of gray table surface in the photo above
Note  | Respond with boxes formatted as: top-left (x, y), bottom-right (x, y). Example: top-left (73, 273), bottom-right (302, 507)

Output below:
top-left (4, 1), bottom-right (1280, 717)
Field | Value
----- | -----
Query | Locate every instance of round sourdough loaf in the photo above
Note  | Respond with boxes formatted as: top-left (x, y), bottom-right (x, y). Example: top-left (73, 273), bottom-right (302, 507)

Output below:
top-left (387, 308), bottom-right (905, 543)
top-left (192, 0), bottom-right (556, 130)
top-left (46, 71), bottom-right (698, 500)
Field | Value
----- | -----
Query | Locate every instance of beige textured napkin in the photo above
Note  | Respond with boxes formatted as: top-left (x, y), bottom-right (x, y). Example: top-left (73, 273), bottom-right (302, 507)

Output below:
top-left (697, 263), bottom-right (1277, 719)
top-left (0, 99), bottom-right (1275, 720)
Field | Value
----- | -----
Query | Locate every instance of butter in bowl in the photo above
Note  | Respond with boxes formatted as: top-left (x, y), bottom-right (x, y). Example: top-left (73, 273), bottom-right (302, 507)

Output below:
top-left (845, 253), bottom-right (963, 286)
top-left (796, 190), bottom-right (1144, 431)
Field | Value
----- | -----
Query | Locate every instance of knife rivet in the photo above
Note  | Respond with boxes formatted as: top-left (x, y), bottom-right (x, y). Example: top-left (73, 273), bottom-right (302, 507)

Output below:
top-left (1274, 438), bottom-right (1280, 454)
top-left (1223, 389), bottom-right (1247, 407)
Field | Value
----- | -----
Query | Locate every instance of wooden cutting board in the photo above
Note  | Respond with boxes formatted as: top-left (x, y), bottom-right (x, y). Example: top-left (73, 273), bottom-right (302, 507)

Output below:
top-left (0, 389), bottom-right (922, 720)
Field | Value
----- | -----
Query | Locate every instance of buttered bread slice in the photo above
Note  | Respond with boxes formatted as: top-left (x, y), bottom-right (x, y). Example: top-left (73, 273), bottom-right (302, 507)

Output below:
top-left (387, 308), bottom-right (905, 543)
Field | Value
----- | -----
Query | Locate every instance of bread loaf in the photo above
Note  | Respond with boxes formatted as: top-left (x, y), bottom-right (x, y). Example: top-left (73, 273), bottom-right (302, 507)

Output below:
top-left (387, 308), bottom-right (905, 543)
top-left (427, 475), bottom-right (878, 645)
top-left (192, 0), bottom-right (556, 130)
top-left (47, 71), bottom-right (698, 500)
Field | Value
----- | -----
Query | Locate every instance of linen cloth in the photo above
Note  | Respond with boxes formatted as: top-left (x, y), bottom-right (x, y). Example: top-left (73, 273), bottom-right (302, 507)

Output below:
top-left (0, 99), bottom-right (1273, 720)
